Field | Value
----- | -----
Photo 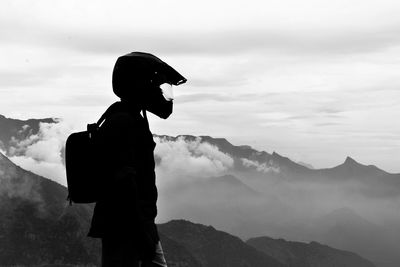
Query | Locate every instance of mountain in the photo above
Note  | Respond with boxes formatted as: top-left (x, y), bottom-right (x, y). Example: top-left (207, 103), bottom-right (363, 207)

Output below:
top-left (158, 232), bottom-right (203, 267)
top-left (159, 220), bottom-right (376, 267)
top-left (2, 150), bottom-right (370, 267)
top-left (297, 161), bottom-right (314, 169)
top-left (0, 116), bottom-right (396, 179)
top-left (316, 156), bottom-right (389, 180)
top-left (247, 236), bottom-right (375, 267)
top-left (157, 134), bottom-right (400, 194)
top-left (0, 152), bottom-right (100, 266)
top-left (158, 173), bottom-right (281, 235)
top-left (312, 208), bottom-right (400, 267)
top-left (154, 134), bottom-right (400, 267)
top-left (0, 146), bottom-right (389, 267)
top-left (314, 157), bottom-right (400, 198)
top-left (188, 174), bottom-right (261, 196)
top-left (1, 116), bottom-right (399, 267)
top-left (155, 135), bottom-right (260, 160)
top-left (0, 114), bottom-right (56, 154)
top-left (158, 219), bottom-right (285, 267)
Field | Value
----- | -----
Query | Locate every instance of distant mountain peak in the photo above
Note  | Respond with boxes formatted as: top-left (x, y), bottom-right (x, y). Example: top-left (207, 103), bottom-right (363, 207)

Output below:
top-left (344, 156), bottom-right (359, 165)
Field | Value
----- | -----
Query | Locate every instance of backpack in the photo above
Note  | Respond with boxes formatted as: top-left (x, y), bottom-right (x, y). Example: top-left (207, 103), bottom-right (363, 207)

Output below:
top-left (65, 107), bottom-right (111, 204)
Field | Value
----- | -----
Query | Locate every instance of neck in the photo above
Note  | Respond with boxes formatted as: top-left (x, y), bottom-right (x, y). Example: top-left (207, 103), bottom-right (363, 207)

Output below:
top-left (120, 99), bottom-right (143, 114)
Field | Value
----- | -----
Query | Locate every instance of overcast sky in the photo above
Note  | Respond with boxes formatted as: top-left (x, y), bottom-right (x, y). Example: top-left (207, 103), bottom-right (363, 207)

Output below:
top-left (1, 0), bottom-right (399, 172)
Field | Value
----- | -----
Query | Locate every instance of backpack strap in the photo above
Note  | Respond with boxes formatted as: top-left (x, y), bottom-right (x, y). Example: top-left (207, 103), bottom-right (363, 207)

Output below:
top-left (87, 101), bottom-right (121, 132)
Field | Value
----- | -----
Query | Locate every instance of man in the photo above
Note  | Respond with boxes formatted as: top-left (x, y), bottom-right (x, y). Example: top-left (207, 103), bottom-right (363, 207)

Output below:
top-left (88, 52), bottom-right (186, 266)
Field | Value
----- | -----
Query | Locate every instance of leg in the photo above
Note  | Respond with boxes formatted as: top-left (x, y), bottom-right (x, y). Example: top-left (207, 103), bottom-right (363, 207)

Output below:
top-left (141, 241), bottom-right (168, 267)
top-left (102, 236), bottom-right (140, 267)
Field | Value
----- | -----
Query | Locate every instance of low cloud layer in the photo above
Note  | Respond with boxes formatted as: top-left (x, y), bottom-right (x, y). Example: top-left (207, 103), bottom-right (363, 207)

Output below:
top-left (4, 122), bottom-right (237, 188)
top-left (241, 158), bottom-right (280, 173)
top-left (2, 120), bottom-right (400, 265)
top-left (8, 120), bottom-right (74, 186)
top-left (154, 136), bottom-right (234, 187)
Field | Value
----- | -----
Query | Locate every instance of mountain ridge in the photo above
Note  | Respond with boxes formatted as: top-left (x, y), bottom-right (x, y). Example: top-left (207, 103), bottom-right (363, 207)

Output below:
top-left (0, 151), bottom-right (378, 266)
top-left (155, 133), bottom-right (396, 174)
top-left (0, 114), bottom-right (57, 154)
top-left (1, 115), bottom-right (399, 266)
top-left (0, 114), bottom-right (395, 174)
top-left (247, 235), bottom-right (375, 267)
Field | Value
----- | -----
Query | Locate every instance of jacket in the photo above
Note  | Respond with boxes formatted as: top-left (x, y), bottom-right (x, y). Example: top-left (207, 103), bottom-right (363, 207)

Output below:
top-left (87, 101), bottom-right (159, 257)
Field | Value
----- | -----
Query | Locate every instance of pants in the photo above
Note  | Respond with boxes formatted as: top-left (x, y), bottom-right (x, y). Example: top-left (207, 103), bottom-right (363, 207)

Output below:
top-left (102, 237), bottom-right (167, 267)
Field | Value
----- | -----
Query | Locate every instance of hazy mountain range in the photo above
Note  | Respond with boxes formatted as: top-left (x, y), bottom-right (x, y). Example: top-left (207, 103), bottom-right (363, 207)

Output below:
top-left (153, 135), bottom-right (400, 267)
top-left (0, 151), bottom-right (376, 266)
top-left (0, 114), bottom-right (399, 267)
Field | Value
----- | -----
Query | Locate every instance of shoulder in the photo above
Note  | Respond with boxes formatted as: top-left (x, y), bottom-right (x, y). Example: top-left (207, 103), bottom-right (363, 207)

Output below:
top-left (100, 111), bottom-right (147, 138)
top-left (104, 111), bottom-right (145, 127)
top-left (106, 111), bottom-right (136, 126)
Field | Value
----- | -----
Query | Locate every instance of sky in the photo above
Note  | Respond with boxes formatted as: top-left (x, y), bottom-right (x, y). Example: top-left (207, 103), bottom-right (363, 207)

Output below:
top-left (1, 0), bottom-right (399, 172)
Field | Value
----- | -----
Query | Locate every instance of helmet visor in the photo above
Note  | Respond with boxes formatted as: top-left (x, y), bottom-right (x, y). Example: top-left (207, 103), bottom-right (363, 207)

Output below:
top-left (160, 83), bottom-right (174, 101)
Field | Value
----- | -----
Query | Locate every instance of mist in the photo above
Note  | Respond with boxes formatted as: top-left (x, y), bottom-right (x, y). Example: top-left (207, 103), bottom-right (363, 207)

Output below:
top-left (3, 119), bottom-right (400, 265)
top-left (151, 136), bottom-right (400, 266)
top-left (0, 152), bottom-right (44, 214)
top-left (5, 119), bottom-right (400, 233)
top-left (7, 120), bottom-right (74, 186)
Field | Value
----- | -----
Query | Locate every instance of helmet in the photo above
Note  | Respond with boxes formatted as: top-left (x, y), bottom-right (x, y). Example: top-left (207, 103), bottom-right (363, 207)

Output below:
top-left (112, 52), bottom-right (187, 100)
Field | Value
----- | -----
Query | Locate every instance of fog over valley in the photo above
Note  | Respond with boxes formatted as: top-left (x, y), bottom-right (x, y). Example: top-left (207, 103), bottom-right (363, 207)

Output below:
top-left (0, 115), bottom-right (399, 266)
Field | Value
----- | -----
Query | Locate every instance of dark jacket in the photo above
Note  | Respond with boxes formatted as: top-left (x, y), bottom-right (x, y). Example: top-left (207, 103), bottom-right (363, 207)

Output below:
top-left (88, 101), bottom-right (159, 258)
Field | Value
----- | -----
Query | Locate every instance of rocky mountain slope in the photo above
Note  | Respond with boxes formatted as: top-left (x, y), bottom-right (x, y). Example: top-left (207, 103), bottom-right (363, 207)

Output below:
top-left (159, 219), bottom-right (285, 267)
top-left (0, 152), bottom-right (99, 266)
top-left (247, 236), bottom-right (375, 267)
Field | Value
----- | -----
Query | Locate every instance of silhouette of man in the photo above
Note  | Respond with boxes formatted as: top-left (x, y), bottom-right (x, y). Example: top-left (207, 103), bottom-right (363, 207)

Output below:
top-left (87, 52), bottom-right (186, 266)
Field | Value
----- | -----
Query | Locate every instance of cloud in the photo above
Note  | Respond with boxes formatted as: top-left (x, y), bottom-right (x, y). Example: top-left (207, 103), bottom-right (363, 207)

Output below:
top-left (4, 6), bottom-right (400, 58)
top-left (0, 147), bottom-right (7, 156)
top-left (23, 28), bottom-right (400, 57)
top-left (317, 107), bottom-right (344, 114)
top-left (5, 120), bottom-right (237, 188)
top-left (0, 71), bottom-right (47, 88)
top-left (241, 158), bottom-right (280, 173)
top-left (9, 156), bottom-right (66, 185)
top-left (175, 93), bottom-right (237, 104)
top-left (59, 94), bottom-right (113, 107)
top-left (8, 120), bottom-right (74, 186)
top-left (154, 136), bottom-right (234, 186)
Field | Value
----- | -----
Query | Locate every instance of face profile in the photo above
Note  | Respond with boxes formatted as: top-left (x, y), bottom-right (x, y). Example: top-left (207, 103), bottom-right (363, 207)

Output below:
top-left (142, 84), bottom-right (174, 119)
top-left (160, 83), bottom-right (174, 101)
top-left (111, 52), bottom-right (185, 119)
